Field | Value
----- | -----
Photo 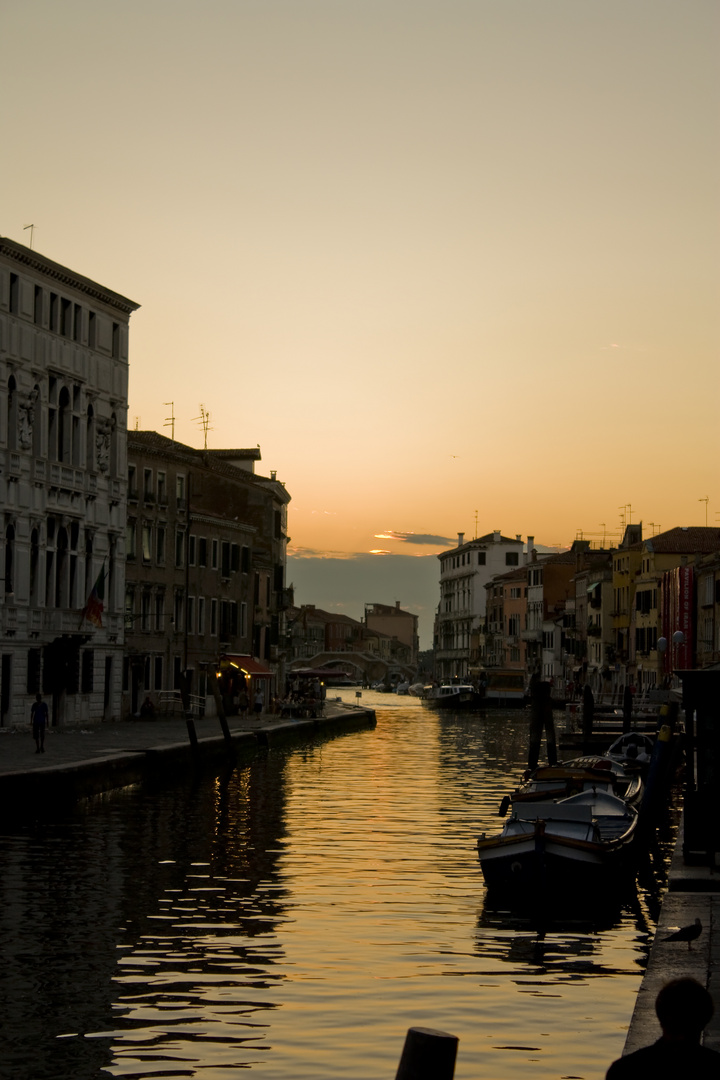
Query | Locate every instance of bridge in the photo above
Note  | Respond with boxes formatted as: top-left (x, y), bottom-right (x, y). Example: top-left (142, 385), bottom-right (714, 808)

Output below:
top-left (288, 651), bottom-right (415, 684)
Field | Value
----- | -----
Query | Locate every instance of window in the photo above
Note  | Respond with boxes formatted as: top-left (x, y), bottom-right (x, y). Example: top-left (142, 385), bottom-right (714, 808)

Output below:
top-left (240, 601), bottom-right (247, 636)
top-left (128, 464), bottom-right (137, 499)
top-left (173, 590), bottom-right (184, 630)
top-left (175, 529), bottom-right (185, 568)
top-left (241, 545), bottom-right (249, 573)
top-left (187, 596), bottom-right (195, 634)
top-left (141, 592), bottom-right (151, 631)
top-left (61, 297), bottom-right (71, 336)
top-left (231, 543), bottom-right (239, 573)
top-left (126, 519), bottom-right (136, 559)
top-left (112, 322), bottom-right (119, 358)
top-left (478, 552), bottom-right (486, 565)
top-left (155, 592), bottom-right (164, 632)
top-left (210, 598), bottom-right (218, 635)
top-left (124, 589), bottom-right (135, 630)
top-left (157, 471), bottom-right (167, 504)
top-left (211, 539), bottom-right (218, 569)
top-left (156, 526), bottom-right (165, 564)
top-left (73, 304), bottom-right (82, 342)
top-left (4, 524), bottom-right (15, 593)
top-left (197, 597), bottom-right (205, 636)
top-left (9, 273), bottom-right (19, 314)
top-left (88, 311), bottom-right (96, 348)
top-left (176, 474), bottom-right (185, 508)
top-left (142, 524), bottom-right (152, 562)
top-left (189, 535), bottom-right (196, 566)
top-left (49, 292), bottom-right (58, 331)
top-left (143, 468), bottom-right (153, 501)
top-left (221, 541), bottom-right (230, 577)
top-left (505, 552), bottom-right (519, 566)
top-left (34, 285), bottom-right (43, 325)
top-left (198, 537), bottom-right (207, 567)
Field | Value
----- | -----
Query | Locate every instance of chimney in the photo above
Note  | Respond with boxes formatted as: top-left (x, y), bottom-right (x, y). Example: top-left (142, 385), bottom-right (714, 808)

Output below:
top-left (395, 600), bottom-right (401, 609)
top-left (457, 532), bottom-right (464, 546)
top-left (516, 534), bottom-right (521, 541)
top-left (493, 531), bottom-right (501, 542)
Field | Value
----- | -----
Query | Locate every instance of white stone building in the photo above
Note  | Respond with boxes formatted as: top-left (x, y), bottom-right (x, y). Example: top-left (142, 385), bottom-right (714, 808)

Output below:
top-left (0, 237), bottom-right (139, 726)
top-left (435, 531), bottom-right (527, 680)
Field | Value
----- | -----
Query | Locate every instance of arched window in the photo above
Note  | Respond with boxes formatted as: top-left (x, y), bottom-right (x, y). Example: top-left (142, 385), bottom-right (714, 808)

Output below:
top-left (55, 527), bottom-right (68, 609)
top-left (30, 528), bottom-right (39, 605)
top-left (4, 524), bottom-right (15, 594)
top-left (58, 386), bottom-right (71, 463)
top-left (7, 376), bottom-right (17, 451)
top-left (86, 403), bottom-right (95, 473)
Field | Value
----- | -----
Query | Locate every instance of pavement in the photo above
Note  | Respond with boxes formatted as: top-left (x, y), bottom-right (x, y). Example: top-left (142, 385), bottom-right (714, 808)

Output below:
top-left (0, 701), bottom-right (375, 805)
top-left (622, 816), bottom-right (720, 1055)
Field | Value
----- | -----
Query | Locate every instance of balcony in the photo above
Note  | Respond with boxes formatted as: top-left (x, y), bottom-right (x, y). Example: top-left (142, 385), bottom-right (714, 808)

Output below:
top-left (521, 629), bottom-right (541, 642)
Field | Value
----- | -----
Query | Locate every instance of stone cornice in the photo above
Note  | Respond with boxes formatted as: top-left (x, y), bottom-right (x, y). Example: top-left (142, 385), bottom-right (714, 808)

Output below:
top-left (0, 237), bottom-right (140, 315)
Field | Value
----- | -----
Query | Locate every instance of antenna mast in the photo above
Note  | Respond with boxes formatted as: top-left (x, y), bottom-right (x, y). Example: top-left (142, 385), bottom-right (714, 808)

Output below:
top-left (192, 405), bottom-right (212, 450)
top-left (163, 402), bottom-right (175, 442)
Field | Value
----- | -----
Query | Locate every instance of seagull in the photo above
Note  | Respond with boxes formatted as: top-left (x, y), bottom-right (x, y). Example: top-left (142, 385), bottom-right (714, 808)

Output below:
top-left (662, 917), bottom-right (702, 949)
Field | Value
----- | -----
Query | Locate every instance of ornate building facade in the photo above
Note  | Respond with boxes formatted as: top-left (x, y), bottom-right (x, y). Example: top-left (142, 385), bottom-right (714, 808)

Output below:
top-left (0, 237), bottom-right (139, 725)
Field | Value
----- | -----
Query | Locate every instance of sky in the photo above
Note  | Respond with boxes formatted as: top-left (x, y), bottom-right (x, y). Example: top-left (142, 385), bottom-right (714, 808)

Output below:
top-left (3, 1), bottom-right (718, 645)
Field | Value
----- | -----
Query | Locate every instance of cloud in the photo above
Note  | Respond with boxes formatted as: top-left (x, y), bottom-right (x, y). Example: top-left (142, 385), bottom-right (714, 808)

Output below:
top-left (374, 530), bottom-right (455, 546)
top-left (369, 549), bottom-right (391, 555)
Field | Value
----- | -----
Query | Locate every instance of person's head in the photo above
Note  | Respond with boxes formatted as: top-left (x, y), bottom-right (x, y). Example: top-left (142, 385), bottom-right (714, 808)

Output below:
top-left (35, 693), bottom-right (42, 702)
top-left (656, 978), bottom-right (714, 1041)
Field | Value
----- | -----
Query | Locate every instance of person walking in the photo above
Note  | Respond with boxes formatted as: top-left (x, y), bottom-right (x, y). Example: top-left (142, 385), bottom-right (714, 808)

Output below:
top-left (30, 693), bottom-right (48, 753)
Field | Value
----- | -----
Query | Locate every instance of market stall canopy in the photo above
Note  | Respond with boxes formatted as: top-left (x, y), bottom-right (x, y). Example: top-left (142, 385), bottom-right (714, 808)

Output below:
top-left (221, 655), bottom-right (272, 678)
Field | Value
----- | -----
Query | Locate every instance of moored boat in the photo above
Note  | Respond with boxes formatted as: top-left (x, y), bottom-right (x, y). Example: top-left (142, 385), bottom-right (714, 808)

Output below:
top-left (477, 788), bottom-right (638, 894)
top-left (507, 757), bottom-right (643, 810)
top-left (424, 684), bottom-right (484, 710)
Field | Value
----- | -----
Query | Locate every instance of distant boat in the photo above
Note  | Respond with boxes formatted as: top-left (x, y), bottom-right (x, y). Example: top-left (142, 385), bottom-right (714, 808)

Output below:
top-left (424, 684), bottom-right (484, 710)
top-left (479, 668), bottom-right (527, 707)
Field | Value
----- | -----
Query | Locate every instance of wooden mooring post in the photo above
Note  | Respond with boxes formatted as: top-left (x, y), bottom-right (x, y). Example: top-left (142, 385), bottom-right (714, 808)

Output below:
top-left (395, 1027), bottom-right (458, 1080)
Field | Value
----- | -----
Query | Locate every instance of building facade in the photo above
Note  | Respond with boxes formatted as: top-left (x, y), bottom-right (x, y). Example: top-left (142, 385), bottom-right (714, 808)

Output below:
top-left (123, 432), bottom-right (290, 716)
top-left (364, 601), bottom-right (419, 666)
top-left (0, 237), bottom-right (138, 726)
top-left (435, 531), bottom-right (527, 680)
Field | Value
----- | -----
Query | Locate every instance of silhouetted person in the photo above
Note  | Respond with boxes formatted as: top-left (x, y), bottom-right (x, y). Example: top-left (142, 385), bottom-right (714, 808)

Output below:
top-left (527, 675), bottom-right (557, 772)
top-left (30, 693), bottom-right (48, 753)
top-left (606, 977), bottom-right (720, 1079)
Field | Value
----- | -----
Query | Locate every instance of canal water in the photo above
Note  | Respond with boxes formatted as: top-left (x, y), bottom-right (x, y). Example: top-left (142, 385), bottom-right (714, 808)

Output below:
top-left (0, 692), bottom-right (676, 1080)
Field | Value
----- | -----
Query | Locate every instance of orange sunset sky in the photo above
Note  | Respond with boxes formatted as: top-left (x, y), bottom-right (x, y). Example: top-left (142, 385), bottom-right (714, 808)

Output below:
top-left (3, 1), bottom-right (718, 626)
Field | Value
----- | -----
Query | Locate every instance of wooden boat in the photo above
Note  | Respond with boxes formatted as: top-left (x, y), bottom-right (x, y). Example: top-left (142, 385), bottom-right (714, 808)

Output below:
top-left (477, 788), bottom-right (638, 894)
top-left (423, 684), bottom-right (484, 710)
top-left (507, 757), bottom-right (643, 810)
top-left (478, 668), bottom-right (527, 707)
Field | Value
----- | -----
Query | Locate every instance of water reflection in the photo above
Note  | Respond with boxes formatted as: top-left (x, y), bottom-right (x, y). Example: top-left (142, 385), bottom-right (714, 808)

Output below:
top-left (0, 693), bottom-right (675, 1080)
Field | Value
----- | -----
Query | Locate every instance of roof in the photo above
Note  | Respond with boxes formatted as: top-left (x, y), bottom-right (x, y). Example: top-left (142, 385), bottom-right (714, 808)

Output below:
top-left (128, 431), bottom-right (290, 499)
top-left (0, 236), bottom-right (140, 314)
top-left (645, 527), bottom-right (720, 555)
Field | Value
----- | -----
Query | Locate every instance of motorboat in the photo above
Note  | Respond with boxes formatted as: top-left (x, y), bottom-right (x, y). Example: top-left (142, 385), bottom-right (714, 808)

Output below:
top-left (606, 731), bottom-right (654, 769)
top-left (424, 684), bottom-right (484, 710)
top-left (477, 788), bottom-right (638, 894)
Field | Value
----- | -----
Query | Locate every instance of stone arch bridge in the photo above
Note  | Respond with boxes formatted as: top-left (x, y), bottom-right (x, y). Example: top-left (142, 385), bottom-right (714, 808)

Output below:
top-left (288, 651), bottom-right (415, 685)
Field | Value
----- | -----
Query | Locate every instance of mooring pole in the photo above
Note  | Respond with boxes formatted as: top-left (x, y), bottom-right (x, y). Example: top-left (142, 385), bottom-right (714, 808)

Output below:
top-left (395, 1027), bottom-right (458, 1080)
top-left (210, 670), bottom-right (234, 750)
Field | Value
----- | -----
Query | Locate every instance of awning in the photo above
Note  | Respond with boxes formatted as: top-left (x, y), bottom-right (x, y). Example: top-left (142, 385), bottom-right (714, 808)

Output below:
top-left (587, 582), bottom-right (600, 592)
top-left (289, 667), bottom-right (351, 679)
top-left (221, 655), bottom-right (273, 678)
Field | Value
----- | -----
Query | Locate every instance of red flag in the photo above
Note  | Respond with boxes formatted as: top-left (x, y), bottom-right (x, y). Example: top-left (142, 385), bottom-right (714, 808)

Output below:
top-left (81, 565), bottom-right (105, 628)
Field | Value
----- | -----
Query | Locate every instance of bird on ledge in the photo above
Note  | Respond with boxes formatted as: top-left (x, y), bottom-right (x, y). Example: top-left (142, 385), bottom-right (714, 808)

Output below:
top-left (662, 917), bottom-right (702, 949)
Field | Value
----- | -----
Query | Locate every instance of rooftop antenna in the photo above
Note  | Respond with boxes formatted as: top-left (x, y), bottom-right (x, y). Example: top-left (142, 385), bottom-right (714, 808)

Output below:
top-left (23, 224), bottom-right (36, 249)
top-left (192, 404), bottom-right (213, 450)
top-left (618, 505), bottom-right (627, 531)
top-left (163, 401), bottom-right (175, 442)
top-left (699, 496), bottom-right (709, 526)
top-left (474, 509), bottom-right (478, 540)
top-left (599, 523), bottom-right (606, 547)
top-left (134, 416), bottom-right (140, 430)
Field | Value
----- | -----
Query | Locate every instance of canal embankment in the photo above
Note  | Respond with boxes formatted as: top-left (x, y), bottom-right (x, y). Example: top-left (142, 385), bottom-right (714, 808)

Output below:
top-left (0, 702), bottom-right (376, 808)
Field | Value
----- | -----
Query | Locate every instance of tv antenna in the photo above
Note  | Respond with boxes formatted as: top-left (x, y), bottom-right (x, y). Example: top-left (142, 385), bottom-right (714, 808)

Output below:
top-left (474, 509), bottom-right (478, 539)
top-left (193, 404), bottom-right (213, 450)
top-left (699, 496), bottom-right (709, 526)
top-left (23, 224), bottom-right (36, 249)
top-left (163, 401), bottom-right (175, 441)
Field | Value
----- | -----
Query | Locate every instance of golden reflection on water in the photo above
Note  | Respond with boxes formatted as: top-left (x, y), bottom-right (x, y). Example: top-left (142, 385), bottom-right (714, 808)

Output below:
top-left (0, 693), bottom-right (672, 1080)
